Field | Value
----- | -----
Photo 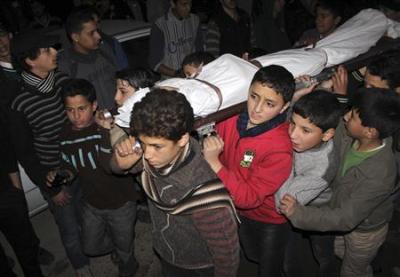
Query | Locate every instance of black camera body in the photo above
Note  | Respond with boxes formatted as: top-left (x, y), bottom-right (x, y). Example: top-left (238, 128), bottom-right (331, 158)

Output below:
top-left (51, 170), bottom-right (70, 187)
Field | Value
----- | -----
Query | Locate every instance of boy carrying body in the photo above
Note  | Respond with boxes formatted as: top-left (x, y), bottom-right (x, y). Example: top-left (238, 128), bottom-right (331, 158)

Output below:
top-left (203, 65), bottom-right (294, 276)
top-left (275, 90), bottom-right (342, 277)
top-left (46, 79), bottom-right (139, 277)
top-left (111, 89), bottom-right (240, 277)
top-left (281, 88), bottom-right (400, 277)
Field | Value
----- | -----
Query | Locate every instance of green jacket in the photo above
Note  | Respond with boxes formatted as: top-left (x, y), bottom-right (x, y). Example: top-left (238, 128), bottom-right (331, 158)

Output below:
top-left (289, 122), bottom-right (397, 232)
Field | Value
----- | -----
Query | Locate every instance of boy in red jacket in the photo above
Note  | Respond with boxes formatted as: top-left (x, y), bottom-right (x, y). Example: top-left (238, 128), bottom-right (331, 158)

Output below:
top-left (203, 65), bottom-right (294, 276)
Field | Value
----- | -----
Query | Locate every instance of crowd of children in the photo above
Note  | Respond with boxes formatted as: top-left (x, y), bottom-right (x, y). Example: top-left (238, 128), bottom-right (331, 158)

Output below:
top-left (1, 1), bottom-right (400, 277)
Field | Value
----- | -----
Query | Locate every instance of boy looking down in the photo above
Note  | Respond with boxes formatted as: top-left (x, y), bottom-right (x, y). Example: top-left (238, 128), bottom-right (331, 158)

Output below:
top-left (111, 89), bottom-right (240, 277)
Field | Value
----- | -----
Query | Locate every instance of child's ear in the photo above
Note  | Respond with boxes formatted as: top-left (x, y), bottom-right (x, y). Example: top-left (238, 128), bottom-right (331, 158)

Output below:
top-left (280, 102), bottom-right (290, 114)
top-left (25, 57), bottom-right (35, 68)
top-left (322, 128), bottom-right (335, 142)
top-left (365, 127), bottom-right (379, 139)
top-left (177, 132), bottom-right (190, 147)
top-left (71, 33), bottom-right (79, 43)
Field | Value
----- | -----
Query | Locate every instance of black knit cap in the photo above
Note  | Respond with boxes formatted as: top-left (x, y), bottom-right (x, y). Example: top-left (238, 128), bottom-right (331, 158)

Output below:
top-left (11, 30), bottom-right (59, 56)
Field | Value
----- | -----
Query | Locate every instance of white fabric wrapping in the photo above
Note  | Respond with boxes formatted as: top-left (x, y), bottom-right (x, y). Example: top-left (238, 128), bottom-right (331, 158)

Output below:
top-left (254, 48), bottom-right (328, 77)
top-left (114, 87), bottom-right (150, 128)
top-left (315, 9), bottom-right (388, 67)
top-left (387, 18), bottom-right (400, 39)
top-left (158, 54), bottom-right (258, 117)
top-left (114, 55), bottom-right (257, 124)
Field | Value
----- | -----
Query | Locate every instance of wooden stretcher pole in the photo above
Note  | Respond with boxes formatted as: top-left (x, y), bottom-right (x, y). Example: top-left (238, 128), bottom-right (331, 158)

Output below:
top-left (194, 37), bottom-right (400, 130)
top-left (194, 102), bottom-right (247, 130)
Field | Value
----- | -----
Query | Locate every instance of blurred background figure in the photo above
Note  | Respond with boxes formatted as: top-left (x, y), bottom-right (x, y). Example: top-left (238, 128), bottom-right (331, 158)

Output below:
top-left (252, 0), bottom-right (291, 54)
top-left (294, 0), bottom-right (344, 47)
top-left (206, 0), bottom-right (255, 58)
top-left (28, 0), bottom-right (62, 31)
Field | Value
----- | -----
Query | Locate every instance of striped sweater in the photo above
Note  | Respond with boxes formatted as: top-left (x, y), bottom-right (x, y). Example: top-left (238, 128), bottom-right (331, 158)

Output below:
top-left (148, 9), bottom-right (202, 72)
top-left (59, 122), bottom-right (138, 209)
top-left (9, 70), bottom-right (68, 196)
top-left (111, 138), bottom-right (240, 275)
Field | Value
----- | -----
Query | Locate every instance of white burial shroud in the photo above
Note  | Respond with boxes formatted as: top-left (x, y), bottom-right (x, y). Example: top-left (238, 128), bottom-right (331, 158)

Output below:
top-left (114, 9), bottom-right (393, 127)
top-left (157, 54), bottom-right (258, 117)
top-left (254, 48), bottom-right (328, 78)
top-left (114, 54), bottom-right (258, 127)
top-left (114, 87), bottom-right (150, 128)
top-left (255, 9), bottom-right (390, 75)
top-left (315, 9), bottom-right (388, 67)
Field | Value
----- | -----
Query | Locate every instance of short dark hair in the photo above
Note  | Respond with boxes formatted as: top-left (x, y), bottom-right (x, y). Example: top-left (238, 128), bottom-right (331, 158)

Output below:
top-left (61, 78), bottom-right (97, 103)
top-left (293, 90), bottom-right (342, 132)
top-left (130, 89), bottom-right (194, 141)
top-left (182, 51), bottom-right (215, 68)
top-left (366, 50), bottom-right (400, 90)
top-left (349, 87), bottom-right (400, 139)
top-left (247, 47), bottom-right (268, 59)
top-left (316, 0), bottom-right (345, 19)
top-left (13, 48), bottom-right (41, 72)
top-left (251, 65), bottom-right (295, 103)
top-left (65, 9), bottom-right (94, 39)
top-left (115, 68), bottom-right (157, 90)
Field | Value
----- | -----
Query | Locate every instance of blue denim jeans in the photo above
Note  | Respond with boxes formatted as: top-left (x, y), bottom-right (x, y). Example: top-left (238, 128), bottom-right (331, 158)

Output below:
top-left (47, 180), bottom-right (89, 270)
top-left (81, 201), bottom-right (138, 277)
top-left (239, 216), bottom-right (290, 277)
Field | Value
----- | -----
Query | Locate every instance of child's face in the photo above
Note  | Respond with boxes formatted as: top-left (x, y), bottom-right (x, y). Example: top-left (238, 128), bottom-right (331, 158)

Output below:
top-left (172, 0), bottom-right (192, 19)
top-left (0, 33), bottom-right (11, 60)
top-left (138, 134), bottom-right (189, 168)
top-left (65, 95), bottom-right (97, 130)
top-left (115, 79), bottom-right (136, 107)
top-left (289, 113), bottom-right (333, 152)
top-left (27, 47), bottom-right (58, 73)
top-left (183, 63), bottom-right (201, 78)
top-left (343, 109), bottom-right (366, 139)
top-left (364, 70), bottom-right (389, 90)
top-left (247, 81), bottom-right (288, 126)
top-left (315, 7), bottom-right (339, 36)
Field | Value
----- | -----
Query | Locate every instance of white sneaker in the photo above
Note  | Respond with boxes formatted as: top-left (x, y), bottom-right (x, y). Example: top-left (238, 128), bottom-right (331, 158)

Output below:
top-left (76, 265), bottom-right (94, 277)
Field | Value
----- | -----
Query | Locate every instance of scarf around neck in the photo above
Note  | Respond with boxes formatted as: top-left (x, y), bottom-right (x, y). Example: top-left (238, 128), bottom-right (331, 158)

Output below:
top-left (21, 70), bottom-right (55, 93)
top-left (140, 139), bottom-right (239, 220)
top-left (237, 110), bottom-right (287, 138)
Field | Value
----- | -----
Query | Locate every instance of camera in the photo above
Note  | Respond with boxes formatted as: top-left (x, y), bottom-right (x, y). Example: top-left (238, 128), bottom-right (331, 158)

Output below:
top-left (51, 170), bottom-right (70, 187)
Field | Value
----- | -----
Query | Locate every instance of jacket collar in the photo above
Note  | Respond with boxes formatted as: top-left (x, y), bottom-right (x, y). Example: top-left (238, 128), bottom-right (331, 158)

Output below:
top-left (236, 110), bottom-right (287, 138)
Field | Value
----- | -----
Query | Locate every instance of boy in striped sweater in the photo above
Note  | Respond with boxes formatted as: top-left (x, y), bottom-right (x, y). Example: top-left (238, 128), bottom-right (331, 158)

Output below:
top-left (111, 89), bottom-right (239, 277)
top-left (9, 30), bottom-right (92, 276)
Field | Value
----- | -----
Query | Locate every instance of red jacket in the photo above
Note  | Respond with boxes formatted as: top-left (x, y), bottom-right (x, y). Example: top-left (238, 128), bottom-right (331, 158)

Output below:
top-left (216, 115), bottom-right (293, 224)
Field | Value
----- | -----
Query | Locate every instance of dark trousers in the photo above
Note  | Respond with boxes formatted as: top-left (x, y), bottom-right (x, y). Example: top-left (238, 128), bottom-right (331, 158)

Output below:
top-left (160, 256), bottom-right (214, 277)
top-left (47, 180), bottom-right (89, 270)
top-left (81, 201), bottom-right (138, 277)
top-left (284, 227), bottom-right (337, 277)
top-left (239, 216), bottom-right (290, 277)
top-left (0, 187), bottom-right (43, 277)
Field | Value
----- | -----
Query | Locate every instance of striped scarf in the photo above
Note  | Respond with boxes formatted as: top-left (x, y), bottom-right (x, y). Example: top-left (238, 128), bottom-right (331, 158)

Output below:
top-left (141, 141), bottom-right (239, 221)
top-left (21, 70), bottom-right (55, 93)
